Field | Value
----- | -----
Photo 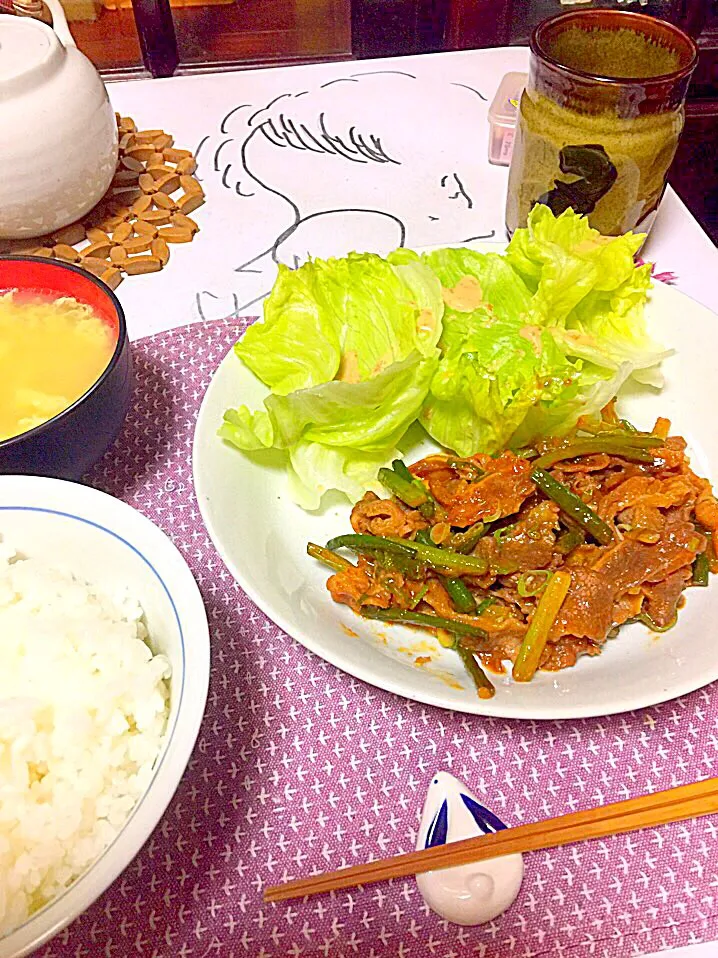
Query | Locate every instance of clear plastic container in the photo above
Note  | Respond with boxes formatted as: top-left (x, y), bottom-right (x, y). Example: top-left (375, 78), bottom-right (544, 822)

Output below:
top-left (487, 71), bottom-right (527, 166)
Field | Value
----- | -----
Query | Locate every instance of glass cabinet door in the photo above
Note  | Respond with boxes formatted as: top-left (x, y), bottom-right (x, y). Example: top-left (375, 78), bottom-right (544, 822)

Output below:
top-left (504, 0), bottom-right (705, 44)
top-left (6, 0), bottom-right (442, 75)
top-left (57, 0), bottom-right (144, 71)
top-left (172, 0), bottom-right (351, 67)
top-left (5, 0), bottom-right (352, 74)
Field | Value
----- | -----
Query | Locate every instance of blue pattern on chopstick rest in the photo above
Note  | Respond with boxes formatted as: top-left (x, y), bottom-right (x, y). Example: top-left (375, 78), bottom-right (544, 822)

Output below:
top-left (425, 799), bottom-right (449, 848)
top-left (460, 793), bottom-right (508, 834)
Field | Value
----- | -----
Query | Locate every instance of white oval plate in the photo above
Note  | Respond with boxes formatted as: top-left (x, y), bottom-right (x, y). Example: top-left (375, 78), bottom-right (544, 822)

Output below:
top-left (193, 282), bottom-right (718, 719)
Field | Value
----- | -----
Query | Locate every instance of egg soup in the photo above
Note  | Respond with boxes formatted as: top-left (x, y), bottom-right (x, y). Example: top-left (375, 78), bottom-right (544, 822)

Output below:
top-left (0, 291), bottom-right (116, 442)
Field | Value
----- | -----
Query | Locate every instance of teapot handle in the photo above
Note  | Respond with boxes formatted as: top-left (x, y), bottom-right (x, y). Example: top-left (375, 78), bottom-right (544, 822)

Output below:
top-left (43, 0), bottom-right (77, 48)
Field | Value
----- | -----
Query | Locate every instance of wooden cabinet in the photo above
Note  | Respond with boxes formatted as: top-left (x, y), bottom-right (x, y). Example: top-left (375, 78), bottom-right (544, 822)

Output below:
top-left (444, 0), bottom-right (708, 47)
top-left (55, 0), bottom-right (353, 75)
top-left (670, 5), bottom-right (718, 241)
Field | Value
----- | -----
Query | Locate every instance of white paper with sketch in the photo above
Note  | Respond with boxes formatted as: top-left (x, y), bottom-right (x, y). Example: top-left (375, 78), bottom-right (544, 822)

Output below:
top-left (109, 48), bottom-right (527, 329)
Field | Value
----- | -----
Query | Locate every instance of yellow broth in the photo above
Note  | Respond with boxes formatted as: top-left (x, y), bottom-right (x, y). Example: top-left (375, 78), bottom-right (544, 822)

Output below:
top-left (0, 291), bottom-right (116, 442)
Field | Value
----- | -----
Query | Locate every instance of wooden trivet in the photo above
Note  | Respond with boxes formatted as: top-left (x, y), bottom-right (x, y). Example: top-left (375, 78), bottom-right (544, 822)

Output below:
top-left (0, 114), bottom-right (205, 290)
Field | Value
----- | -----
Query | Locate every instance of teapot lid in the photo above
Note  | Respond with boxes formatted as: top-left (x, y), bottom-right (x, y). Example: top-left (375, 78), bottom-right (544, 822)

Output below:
top-left (0, 14), bottom-right (64, 91)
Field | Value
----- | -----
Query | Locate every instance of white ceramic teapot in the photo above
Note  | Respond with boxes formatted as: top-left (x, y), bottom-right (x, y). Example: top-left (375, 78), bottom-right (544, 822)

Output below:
top-left (0, 0), bottom-right (118, 239)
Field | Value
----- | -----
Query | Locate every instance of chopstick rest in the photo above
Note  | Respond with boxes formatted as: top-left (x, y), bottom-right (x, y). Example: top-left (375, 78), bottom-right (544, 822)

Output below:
top-left (264, 777), bottom-right (718, 903)
top-left (415, 772), bottom-right (523, 925)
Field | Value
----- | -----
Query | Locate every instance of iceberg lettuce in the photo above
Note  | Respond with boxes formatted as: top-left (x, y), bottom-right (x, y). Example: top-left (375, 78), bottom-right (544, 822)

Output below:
top-left (221, 208), bottom-right (667, 509)
top-left (222, 251), bottom-right (443, 507)
top-left (506, 204), bottom-right (670, 385)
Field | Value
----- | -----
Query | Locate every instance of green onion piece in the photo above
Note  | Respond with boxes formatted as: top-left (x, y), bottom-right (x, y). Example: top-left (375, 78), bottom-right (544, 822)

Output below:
top-left (307, 542), bottom-right (352, 573)
top-left (531, 468), bottom-right (615, 545)
top-left (370, 550), bottom-right (426, 578)
top-left (692, 552), bottom-right (710, 587)
top-left (511, 446), bottom-right (538, 460)
top-left (433, 627), bottom-right (496, 699)
top-left (424, 489), bottom-right (447, 522)
top-left (390, 536), bottom-right (489, 575)
top-left (456, 646), bottom-right (495, 699)
top-left (493, 524), bottom-right (515, 545)
top-left (474, 596), bottom-right (495, 616)
top-left (329, 532), bottom-right (488, 575)
top-left (390, 459), bottom-right (438, 519)
top-left (415, 528), bottom-right (434, 547)
top-left (445, 577), bottom-right (477, 614)
top-left (512, 569), bottom-right (572, 682)
top-left (449, 521), bottom-right (487, 554)
top-left (391, 459), bottom-right (414, 483)
top-left (378, 467), bottom-right (428, 509)
top-left (517, 569), bottom-right (551, 598)
top-left (533, 435), bottom-right (662, 470)
top-left (446, 458), bottom-right (485, 481)
top-left (327, 533), bottom-right (416, 556)
top-left (361, 605), bottom-right (488, 639)
top-left (436, 628), bottom-right (456, 649)
top-left (635, 611), bottom-right (678, 633)
top-left (556, 528), bottom-right (585, 555)
top-left (619, 418), bottom-right (638, 434)
top-left (418, 499), bottom-right (435, 520)
top-left (408, 583), bottom-right (429, 609)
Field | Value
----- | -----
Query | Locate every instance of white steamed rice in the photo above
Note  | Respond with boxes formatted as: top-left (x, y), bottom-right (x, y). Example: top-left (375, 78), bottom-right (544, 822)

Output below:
top-left (0, 545), bottom-right (171, 935)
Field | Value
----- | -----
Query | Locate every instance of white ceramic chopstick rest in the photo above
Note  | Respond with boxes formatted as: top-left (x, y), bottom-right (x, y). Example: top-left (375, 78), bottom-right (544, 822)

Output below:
top-left (415, 771), bottom-right (524, 925)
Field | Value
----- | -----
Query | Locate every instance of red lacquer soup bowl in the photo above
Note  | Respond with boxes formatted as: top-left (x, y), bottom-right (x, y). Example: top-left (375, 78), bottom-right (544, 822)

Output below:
top-left (0, 256), bottom-right (133, 480)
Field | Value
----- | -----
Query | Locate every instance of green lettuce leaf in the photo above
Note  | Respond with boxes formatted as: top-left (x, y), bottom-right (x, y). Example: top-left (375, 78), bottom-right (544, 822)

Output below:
top-left (286, 441), bottom-right (394, 511)
top-left (235, 252), bottom-right (444, 397)
top-left (505, 204), bottom-right (669, 385)
top-left (421, 247), bottom-right (533, 324)
top-left (506, 203), bottom-right (642, 321)
top-left (266, 352), bottom-right (437, 451)
top-left (234, 261), bottom-right (342, 396)
top-left (221, 207), bottom-right (668, 509)
top-left (222, 251), bottom-right (443, 506)
top-left (387, 248), bottom-right (444, 354)
top-left (416, 206), bottom-right (665, 453)
top-left (554, 265), bottom-right (670, 387)
top-left (219, 405), bottom-right (273, 450)
top-left (222, 352), bottom-right (437, 453)
top-left (421, 311), bottom-right (579, 455)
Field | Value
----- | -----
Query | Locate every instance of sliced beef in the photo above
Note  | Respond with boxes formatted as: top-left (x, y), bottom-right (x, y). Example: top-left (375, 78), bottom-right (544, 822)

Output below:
top-left (415, 452), bottom-right (535, 528)
top-left (598, 475), bottom-right (694, 522)
top-left (611, 590), bottom-right (643, 625)
top-left (478, 501), bottom-right (560, 575)
top-left (327, 558), bottom-right (392, 612)
top-left (540, 636), bottom-right (601, 671)
top-left (350, 492), bottom-right (427, 538)
top-left (642, 569), bottom-right (692, 629)
top-left (549, 568), bottom-right (616, 643)
top-left (592, 516), bottom-right (704, 592)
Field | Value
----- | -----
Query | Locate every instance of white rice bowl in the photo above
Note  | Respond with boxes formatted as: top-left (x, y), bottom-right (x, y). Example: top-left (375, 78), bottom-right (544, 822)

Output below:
top-left (0, 546), bottom-right (171, 934)
top-left (0, 476), bottom-right (209, 958)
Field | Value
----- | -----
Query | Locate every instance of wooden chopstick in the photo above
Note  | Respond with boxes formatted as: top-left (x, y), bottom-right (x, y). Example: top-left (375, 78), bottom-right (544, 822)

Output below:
top-left (264, 777), bottom-right (718, 902)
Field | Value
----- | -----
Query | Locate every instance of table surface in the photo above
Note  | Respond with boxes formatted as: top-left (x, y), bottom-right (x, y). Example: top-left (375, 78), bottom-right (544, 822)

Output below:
top-left (107, 46), bottom-right (718, 958)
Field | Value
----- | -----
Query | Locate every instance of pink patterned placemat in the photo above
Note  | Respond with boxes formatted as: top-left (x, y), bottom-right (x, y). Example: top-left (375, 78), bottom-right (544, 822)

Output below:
top-left (36, 317), bottom-right (718, 958)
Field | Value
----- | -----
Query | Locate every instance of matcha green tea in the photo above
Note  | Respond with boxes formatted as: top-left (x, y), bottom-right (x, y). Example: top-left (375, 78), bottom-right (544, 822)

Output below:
top-left (506, 10), bottom-right (698, 239)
